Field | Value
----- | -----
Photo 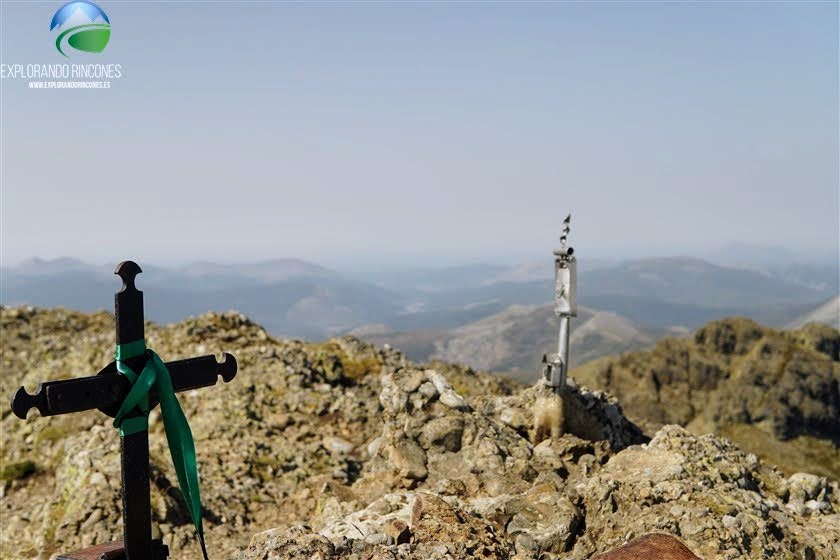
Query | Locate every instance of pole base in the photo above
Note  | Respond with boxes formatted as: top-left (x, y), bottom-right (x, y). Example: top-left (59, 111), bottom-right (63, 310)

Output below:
top-left (57, 539), bottom-right (169, 560)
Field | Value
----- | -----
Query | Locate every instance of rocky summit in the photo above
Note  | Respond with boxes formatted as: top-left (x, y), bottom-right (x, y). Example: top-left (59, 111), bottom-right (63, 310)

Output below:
top-left (572, 317), bottom-right (840, 479)
top-left (1, 307), bottom-right (839, 560)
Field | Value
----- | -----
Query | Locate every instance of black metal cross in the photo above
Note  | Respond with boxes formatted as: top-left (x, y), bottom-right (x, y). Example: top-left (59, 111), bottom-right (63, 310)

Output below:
top-left (9, 261), bottom-right (238, 560)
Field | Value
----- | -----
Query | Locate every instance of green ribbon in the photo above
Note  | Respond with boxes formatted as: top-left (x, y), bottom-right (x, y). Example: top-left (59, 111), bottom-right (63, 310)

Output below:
top-left (114, 339), bottom-right (209, 560)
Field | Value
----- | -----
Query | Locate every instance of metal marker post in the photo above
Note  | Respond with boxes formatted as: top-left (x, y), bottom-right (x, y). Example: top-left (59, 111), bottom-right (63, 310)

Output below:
top-left (543, 214), bottom-right (577, 394)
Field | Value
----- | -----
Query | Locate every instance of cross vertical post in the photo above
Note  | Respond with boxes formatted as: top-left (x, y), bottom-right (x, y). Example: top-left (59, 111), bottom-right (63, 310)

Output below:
top-left (114, 261), bottom-right (153, 560)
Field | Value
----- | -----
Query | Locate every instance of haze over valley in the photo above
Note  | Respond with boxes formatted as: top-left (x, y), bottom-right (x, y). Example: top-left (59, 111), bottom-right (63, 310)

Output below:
top-left (3, 247), bottom-right (837, 379)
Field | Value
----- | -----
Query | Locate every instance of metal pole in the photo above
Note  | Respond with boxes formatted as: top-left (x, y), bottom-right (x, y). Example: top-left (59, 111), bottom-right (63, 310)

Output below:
top-left (554, 316), bottom-right (569, 391)
top-left (544, 214), bottom-right (576, 395)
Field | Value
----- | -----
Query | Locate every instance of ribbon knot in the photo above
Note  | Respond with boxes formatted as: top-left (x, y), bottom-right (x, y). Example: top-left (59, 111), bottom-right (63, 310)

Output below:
top-left (114, 339), bottom-right (209, 560)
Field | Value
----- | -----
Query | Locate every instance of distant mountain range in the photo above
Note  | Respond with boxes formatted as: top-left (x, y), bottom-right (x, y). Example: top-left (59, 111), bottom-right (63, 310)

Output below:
top-left (1, 258), bottom-right (399, 338)
top-left (2, 255), bottom-right (836, 371)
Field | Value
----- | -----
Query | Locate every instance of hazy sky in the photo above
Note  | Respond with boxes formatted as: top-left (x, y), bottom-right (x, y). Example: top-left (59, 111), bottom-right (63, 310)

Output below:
top-left (1, 1), bottom-right (837, 268)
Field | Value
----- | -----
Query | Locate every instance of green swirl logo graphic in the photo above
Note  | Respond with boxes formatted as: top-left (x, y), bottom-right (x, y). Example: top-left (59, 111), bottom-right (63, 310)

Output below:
top-left (50, 1), bottom-right (111, 57)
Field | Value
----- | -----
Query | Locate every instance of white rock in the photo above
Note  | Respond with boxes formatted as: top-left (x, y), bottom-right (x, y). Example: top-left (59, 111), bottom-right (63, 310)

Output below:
top-left (323, 436), bottom-right (355, 455)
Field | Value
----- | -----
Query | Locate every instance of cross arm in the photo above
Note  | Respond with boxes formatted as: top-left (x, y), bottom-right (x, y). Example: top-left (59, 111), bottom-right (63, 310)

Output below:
top-left (10, 353), bottom-right (237, 420)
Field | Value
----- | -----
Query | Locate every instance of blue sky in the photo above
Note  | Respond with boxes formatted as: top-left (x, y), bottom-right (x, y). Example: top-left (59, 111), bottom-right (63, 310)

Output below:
top-left (1, 1), bottom-right (837, 267)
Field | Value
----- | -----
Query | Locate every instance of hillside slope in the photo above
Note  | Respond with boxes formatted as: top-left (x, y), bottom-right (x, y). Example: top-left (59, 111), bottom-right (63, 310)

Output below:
top-left (362, 305), bottom-right (663, 382)
top-left (787, 296), bottom-right (840, 330)
top-left (572, 318), bottom-right (840, 478)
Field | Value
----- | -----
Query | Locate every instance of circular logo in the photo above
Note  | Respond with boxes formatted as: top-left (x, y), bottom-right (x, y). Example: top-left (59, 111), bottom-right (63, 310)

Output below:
top-left (50, 1), bottom-right (111, 57)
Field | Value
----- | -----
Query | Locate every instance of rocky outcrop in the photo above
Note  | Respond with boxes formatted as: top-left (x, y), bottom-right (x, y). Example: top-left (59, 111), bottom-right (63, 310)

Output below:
top-left (235, 364), bottom-right (839, 560)
top-left (0, 307), bottom-right (519, 559)
top-left (1, 308), bottom-right (401, 559)
top-left (2, 307), bottom-right (839, 560)
top-left (572, 317), bottom-right (840, 479)
top-left (231, 419), bottom-right (840, 560)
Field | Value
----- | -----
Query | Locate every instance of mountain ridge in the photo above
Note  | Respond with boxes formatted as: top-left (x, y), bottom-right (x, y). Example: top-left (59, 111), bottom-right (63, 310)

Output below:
top-left (3, 255), bottom-right (835, 343)
top-left (572, 317), bottom-right (840, 479)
